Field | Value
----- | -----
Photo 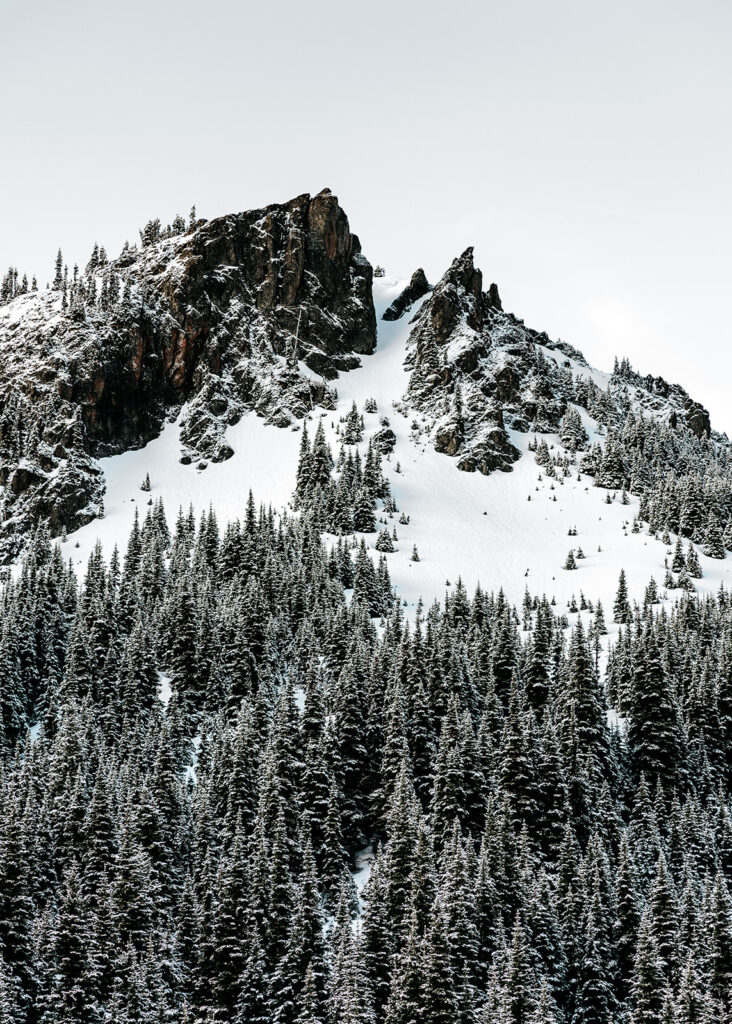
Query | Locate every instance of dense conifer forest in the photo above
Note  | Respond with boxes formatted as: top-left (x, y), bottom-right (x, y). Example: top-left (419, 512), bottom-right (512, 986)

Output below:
top-left (3, 437), bottom-right (732, 1024)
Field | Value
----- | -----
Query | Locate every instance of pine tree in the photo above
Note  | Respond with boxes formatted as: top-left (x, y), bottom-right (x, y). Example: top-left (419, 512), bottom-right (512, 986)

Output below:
top-left (353, 491), bottom-right (377, 533)
top-left (499, 677), bottom-right (538, 833)
top-left (671, 536), bottom-right (685, 572)
top-left (295, 423), bottom-right (312, 501)
top-left (421, 903), bottom-right (458, 1024)
top-left (629, 912), bottom-right (664, 1024)
top-left (648, 853), bottom-right (679, 984)
top-left (384, 909), bottom-right (423, 1024)
top-left (574, 880), bottom-right (617, 1023)
top-left (614, 569), bottom-right (631, 624)
top-left (703, 512), bottom-right (725, 559)
top-left (686, 543), bottom-right (703, 579)
top-left (628, 626), bottom-right (683, 789)
top-left (0, 956), bottom-right (21, 1024)
top-left (375, 529), bottom-right (394, 553)
top-left (704, 871), bottom-right (732, 1001)
top-left (53, 248), bottom-right (64, 289)
top-left (236, 925), bottom-right (269, 1024)
top-left (270, 839), bottom-right (326, 1024)
top-left (48, 863), bottom-right (100, 1024)
top-left (502, 918), bottom-right (535, 1024)
top-left (168, 580), bottom-right (200, 722)
top-left (614, 834), bottom-right (641, 1000)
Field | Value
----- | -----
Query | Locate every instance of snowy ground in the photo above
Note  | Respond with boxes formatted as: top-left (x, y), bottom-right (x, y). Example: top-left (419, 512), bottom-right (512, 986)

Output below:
top-left (353, 844), bottom-right (376, 909)
top-left (61, 277), bottom-right (732, 636)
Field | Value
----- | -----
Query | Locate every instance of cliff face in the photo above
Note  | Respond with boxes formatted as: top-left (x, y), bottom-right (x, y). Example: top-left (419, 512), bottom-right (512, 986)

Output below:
top-left (0, 189), bottom-right (376, 559)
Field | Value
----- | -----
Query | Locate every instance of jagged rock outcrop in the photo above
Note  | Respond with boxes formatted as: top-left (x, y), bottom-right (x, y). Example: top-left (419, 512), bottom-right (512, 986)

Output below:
top-left (0, 189), bottom-right (376, 559)
top-left (404, 248), bottom-right (559, 473)
top-left (684, 400), bottom-right (711, 439)
top-left (382, 268), bottom-right (431, 321)
top-left (403, 246), bottom-right (717, 477)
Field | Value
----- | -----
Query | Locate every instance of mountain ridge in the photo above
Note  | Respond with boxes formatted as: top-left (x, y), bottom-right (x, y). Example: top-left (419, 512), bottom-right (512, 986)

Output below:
top-left (0, 189), bottom-right (723, 565)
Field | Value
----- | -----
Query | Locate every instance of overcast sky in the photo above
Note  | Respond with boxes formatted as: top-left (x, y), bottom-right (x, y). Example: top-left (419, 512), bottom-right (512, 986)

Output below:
top-left (2, 0), bottom-right (730, 430)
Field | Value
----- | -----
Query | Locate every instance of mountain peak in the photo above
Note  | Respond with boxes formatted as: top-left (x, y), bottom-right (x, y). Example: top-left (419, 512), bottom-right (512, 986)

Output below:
top-left (0, 196), bottom-right (724, 564)
top-left (0, 191), bottom-right (376, 560)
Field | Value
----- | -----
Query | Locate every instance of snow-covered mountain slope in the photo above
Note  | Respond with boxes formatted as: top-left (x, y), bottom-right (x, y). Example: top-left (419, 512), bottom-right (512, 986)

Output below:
top-left (61, 276), bottom-right (732, 629)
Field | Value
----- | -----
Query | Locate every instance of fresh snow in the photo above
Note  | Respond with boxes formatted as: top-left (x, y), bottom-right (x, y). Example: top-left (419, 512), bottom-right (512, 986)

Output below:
top-left (65, 406), bottom-right (299, 564)
top-left (158, 672), bottom-right (173, 707)
top-left (59, 277), bottom-right (732, 644)
top-left (353, 844), bottom-right (375, 902)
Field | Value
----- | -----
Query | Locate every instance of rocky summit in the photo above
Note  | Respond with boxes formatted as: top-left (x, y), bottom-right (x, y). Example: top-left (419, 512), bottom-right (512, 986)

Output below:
top-left (399, 246), bottom-right (712, 475)
top-left (0, 189), bottom-right (375, 559)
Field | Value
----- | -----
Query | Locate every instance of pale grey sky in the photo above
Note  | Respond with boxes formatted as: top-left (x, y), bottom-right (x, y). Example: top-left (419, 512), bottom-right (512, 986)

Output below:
top-left (2, 0), bottom-right (731, 430)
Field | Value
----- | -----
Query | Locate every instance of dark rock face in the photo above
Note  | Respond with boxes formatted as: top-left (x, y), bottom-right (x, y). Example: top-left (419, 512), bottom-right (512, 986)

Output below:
top-left (685, 400), bottom-right (711, 439)
top-left (382, 268), bottom-right (431, 321)
top-left (456, 429), bottom-right (519, 475)
top-left (372, 426), bottom-right (397, 455)
top-left (0, 189), bottom-right (376, 559)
